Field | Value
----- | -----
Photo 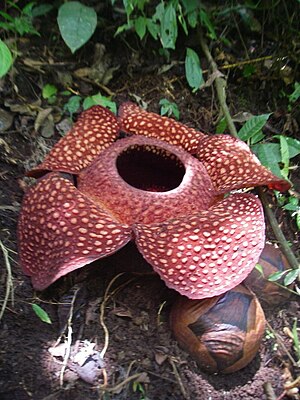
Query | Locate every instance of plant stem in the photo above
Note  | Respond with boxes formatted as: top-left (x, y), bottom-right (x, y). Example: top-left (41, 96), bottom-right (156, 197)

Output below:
top-left (198, 29), bottom-right (238, 138)
top-left (198, 30), bottom-right (299, 271)
top-left (258, 188), bottom-right (299, 270)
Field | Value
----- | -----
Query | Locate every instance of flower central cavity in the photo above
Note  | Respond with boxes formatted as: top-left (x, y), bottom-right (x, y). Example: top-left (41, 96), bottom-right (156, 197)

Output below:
top-left (116, 144), bottom-right (186, 192)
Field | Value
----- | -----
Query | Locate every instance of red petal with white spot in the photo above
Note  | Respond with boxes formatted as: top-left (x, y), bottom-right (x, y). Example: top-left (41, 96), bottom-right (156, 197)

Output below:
top-left (196, 135), bottom-right (290, 192)
top-left (134, 193), bottom-right (265, 299)
top-left (118, 102), bottom-right (206, 154)
top-left (18, 173), bottom-right (132, 290)
top-left (28, 106), bottom-right (120, 177)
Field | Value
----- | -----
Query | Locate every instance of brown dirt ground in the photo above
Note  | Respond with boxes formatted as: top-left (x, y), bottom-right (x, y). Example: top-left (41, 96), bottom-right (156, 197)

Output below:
top-left (0, 9), bottom-right (300, 400)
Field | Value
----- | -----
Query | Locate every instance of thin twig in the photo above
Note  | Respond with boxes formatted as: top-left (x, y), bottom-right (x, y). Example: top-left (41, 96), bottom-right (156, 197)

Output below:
top-left (59, 287), bottom-right (80, 386)
top-left (99, 272), bottom-right (135, 359)
top-left (0, 241), bottom-right (14, 321)
top-left (169, 357), bottom-right (189, 399)
top-left (266, 320), bottom-right (298, 367)
top-left (263, 382), bottom-right (277, 400)
top-left (104, 373), bottom-right (144, 394)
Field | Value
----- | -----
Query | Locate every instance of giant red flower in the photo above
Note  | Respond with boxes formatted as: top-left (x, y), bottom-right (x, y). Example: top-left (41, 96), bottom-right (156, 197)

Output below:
top-left (18, 103), bottom-right (290, 297)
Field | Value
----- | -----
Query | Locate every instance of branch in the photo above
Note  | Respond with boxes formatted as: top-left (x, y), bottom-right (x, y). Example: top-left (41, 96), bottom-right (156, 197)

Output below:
top-left (198, 29), bottom-right (238, 138)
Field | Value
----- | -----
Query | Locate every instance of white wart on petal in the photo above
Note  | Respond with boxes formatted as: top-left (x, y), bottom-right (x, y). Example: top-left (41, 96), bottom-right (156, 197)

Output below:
top-left (196, 135), bottom-right (290, 192)
top-left (18, 173), bottom-right (132, 290)
top-left (134, 193), bottom-right (265, 299)
top-left (28, 106), bottom-right (120, 177)
top-left (119, 102), bottom-right (206, 154)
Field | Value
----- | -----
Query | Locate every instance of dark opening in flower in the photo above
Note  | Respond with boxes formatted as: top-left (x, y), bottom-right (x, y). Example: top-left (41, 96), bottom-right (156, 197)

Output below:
top-left (116, 144), bottom-right (186, 192)
top-left (18, 102), bottom-right (290, 297)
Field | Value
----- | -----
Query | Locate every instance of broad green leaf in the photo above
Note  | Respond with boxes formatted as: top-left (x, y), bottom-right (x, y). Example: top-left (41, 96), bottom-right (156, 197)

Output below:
top-left (284, 269), bottom-right (299, 286)
top-left (159, 98), bottom-right (180, 119)
top-left (57, 1), bottom-right (97, 53)
top-left (42, 84), bottom-right (57, 99)
top-left (281, 136), bottom-right (300, 158)
top-left (134, 16), bottom-right (147, 40)
top-left (160, 3), bottom-right (177, 49)
top-left (181, 0), bottom-right (199, 13)
top-left (146, 18), bottom-right (159, 39)
top-left (267, 270), bottom-right (288, 282)
top-left (83, 93), bottom-right (117, 114)
top-left (64, 95), bottom-right (82, 115)
top-left (249, 130), bottom-right (265, 145)
top-left (238, 113), bottom-right (271, 141)
top-left (32, 4), bottom-right (53, 18)
top-left (200, 8), bottom-right (217, 40)
top-left (0, 40), bottom-right (13, 78)
top-left (251, 143), bottom-right (283, 177)
top-left (187, 10), bottom-right (198, 28)
top-left (32, 304), bottom-right (52, 324)
top-left (185, 48), bottom-right (203, 92)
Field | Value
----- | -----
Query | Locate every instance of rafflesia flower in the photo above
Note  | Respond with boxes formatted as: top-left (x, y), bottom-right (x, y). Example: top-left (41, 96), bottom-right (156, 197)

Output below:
top-left (18, 103), bottom-right (290, 298)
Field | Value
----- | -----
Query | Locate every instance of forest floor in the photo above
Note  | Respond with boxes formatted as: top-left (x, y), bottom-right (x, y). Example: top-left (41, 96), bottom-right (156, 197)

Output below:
top-left (0, 4), bottom-right (299, 400)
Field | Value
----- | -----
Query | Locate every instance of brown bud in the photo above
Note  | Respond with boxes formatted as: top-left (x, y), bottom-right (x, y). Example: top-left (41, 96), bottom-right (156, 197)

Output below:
top-left (170, 284), bottom-right (266, 374)
top-left (244, 243), bottom-right (292, 307)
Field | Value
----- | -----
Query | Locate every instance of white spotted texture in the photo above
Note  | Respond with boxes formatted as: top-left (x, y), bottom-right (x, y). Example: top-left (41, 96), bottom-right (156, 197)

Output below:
top-left (196, 135), bottom-right (290, 192)
top-left (28, 106), bottom-right (120, 177)
top-left (19, 103), bottom-right (290, 294)
top-left (118, 102), bottom-right (206, 154)
top-left (18, 173), bottom-right (132, 290)
top-left (78, 135), bottom-right (216, 225)
top-left (133, 193), bottom-right (265, 299)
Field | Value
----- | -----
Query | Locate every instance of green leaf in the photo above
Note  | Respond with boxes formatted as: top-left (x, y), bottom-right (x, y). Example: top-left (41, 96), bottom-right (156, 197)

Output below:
top-left (185, 48), bottom-right (203, 92)
top-left (32, 304), bottom-right (52, 324)
top-left (255, 263), bottom-right (264, 276)
top-left (279, 135), bottom-right (290, 179)
top-left (159, 98), bottom-right (180, 119)
top-left (289, 82), bottom-right (300, 104)
top-left (187, 10), bottom-right (198, 28)
top-left (296, 213), bottom-right (300, 230)
top-left (0, 40), bottom-right (13, 78)
top-left (237, 113), bottom-right (271, 141)
top-left (200, 8), bottom-right (217, 40)
top-left (268, 270), bottom-right (288, 282)
top-left (251, 143), bottom-right (283, 178)
top-left (216, 117), bottom-right (227, 134)
top-left (283, 137), bottom-right (300, 158)
top-left (160, 3), bottom-right (177, 49)
top-left (57, 1), bottom-right (97, 53)
top-left (32, 4), bottom-right (53, 18)
top-left (64, 95), bottom-right (82, 115)
top-left (146, 18), bottom-right (159, 39)
top-left (42, 84), bottom-right (57, 99)
top-left (284, 269), bottom-right (299, 286)
top-left (242, 64), bottom-right (256, 78)
top-left (249, 130), bottom-right (265, 145)
top-left (83, 93), bottom-right (116, 114)
top-left (134, 16), bottom-right (147, 40)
